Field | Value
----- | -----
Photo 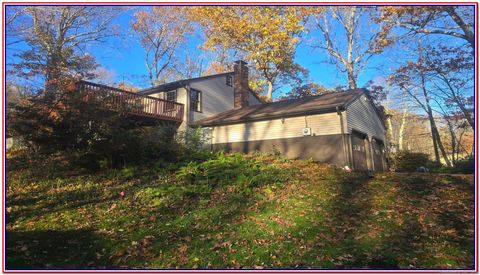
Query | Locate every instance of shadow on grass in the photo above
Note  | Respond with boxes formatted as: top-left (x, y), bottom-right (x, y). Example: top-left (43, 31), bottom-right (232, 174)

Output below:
top-left (295, 172), bottom-right (473, 269)
top-left (6, 157), bottom-right (475, 269)
top-left (319, 172), bottom-right (402, 269)
top-left (6, 229), bottom-right (113, 269)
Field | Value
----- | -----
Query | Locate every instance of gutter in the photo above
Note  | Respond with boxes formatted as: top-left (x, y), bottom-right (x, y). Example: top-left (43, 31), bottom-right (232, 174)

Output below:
top-left (195, 106), bottom-right (340, 127)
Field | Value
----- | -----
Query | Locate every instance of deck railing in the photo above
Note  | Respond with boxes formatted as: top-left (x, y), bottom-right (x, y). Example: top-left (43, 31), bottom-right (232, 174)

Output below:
top-left (76, 81), bottom-right (184, 122)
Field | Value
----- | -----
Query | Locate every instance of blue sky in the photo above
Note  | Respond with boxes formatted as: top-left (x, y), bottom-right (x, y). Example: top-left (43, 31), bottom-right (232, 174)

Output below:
top-left (6, 5), bottom-right (474, 99)
top-left (81, 7), bottom-right (396, 97)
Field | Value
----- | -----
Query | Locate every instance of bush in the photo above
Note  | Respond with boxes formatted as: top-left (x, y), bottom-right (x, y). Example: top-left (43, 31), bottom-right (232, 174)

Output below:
top-left (425, 156), bottom-right (474, 174)
top-left (182, 127), bottom-right (211, 151)
top-left (453, 155), bottom-right (474, 174)
top-left (392, 151), bottom-right (430, 172)
top-left (72, 125), bottom-right (180, 170)
top-left (8, 82), bottom-right (189, 170)
top-left (176, 153), bottom-right (293, 195)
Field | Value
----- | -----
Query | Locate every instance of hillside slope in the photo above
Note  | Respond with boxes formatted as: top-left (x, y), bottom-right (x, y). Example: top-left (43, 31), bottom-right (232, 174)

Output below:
top-left (6, 154), bottom-right (474, 269)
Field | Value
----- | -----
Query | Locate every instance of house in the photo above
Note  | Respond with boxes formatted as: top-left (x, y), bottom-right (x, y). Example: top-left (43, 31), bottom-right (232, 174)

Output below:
top-left (135, 60), bottom-right (263, 133)
top-left (132, 60), bottom-right (387, 171)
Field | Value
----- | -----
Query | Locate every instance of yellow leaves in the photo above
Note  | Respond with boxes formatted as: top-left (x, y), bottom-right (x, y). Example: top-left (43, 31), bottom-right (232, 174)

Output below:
top-left (191, 6), bottom-right (306, 92)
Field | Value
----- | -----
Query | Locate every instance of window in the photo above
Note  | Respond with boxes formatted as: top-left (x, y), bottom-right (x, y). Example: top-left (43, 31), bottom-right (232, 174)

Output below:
top-left (190, 89), bottom-right (202, 112)
top-left (353, 144), bottom-right (365, 152)
top-left (165, 90), bottom-right (176, 102)
top-left (226, 75), bottom-right (233, 87)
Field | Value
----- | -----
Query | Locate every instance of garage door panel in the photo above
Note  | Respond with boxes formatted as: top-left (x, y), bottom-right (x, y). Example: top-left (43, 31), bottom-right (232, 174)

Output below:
top-left (372, 139), bottom-right (384, 171)
top-left (351, 132), bottom-right (368, 171)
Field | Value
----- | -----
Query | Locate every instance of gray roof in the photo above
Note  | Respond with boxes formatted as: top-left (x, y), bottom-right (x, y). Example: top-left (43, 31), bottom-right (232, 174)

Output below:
top-left (137, 72), bottom-right (233, 96)
top-left (196, 89), bottom-right (366, 127)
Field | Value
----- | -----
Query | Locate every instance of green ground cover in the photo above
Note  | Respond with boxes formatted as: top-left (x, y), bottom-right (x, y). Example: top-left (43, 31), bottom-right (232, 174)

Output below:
top-left (6, 153), bottom-right (474, 269)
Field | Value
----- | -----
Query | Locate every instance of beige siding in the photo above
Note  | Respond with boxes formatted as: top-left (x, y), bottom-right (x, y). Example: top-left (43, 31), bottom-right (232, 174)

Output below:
top-left (145, 75), bottom-right (235, 128)
top-left (189, 75), bottom-right (234, 123)
top-left (210, 112), bottom-right (343, 144)
top-left (346, 94), bottom-right (385, 140)
top-left (176, 88), bottom-right (188, 131)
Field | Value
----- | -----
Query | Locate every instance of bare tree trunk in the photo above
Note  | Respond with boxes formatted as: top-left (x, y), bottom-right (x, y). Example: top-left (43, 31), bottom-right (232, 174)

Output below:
top-left (386, 115), bottom-right (394, 144)
top-left (428, 113), bottom-right (441, 163)
top-left (425, 105), bottom-right (452, 167)
top-left (432, 124), bottom-right (452, 167)
top-left (266, 81), bottom-right (273, 101)
top-left (447, 120), bottom-right (456, 163)
top-left (314, 7), bottom-right (384, 91)
top-left (420, 74), bottom-right (451, 166)
top-left (347, 69), bottom-right (357, 89)
top-left (398, 106), bottom-right (408, 150)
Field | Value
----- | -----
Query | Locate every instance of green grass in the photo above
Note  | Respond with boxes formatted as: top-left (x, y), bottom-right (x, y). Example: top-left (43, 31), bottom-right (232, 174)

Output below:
top-left (6, 153), bottom-right (474, 269)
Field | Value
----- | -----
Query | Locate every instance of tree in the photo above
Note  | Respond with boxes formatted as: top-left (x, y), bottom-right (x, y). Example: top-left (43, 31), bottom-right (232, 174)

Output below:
top-left (7, 6), bottom-right (119, 98)
top-left (389, 46), bottom-right (453, 166)
top-left (280, 83), bottom-right (334, 100)
top-left (131, 6), bottom-right (192, 86)
top-left (190, 6), bottom-right (308, 101)
top-left (422, 45), bottom-right (474, 130)
top-left (379, 6), bottom-right (475, 50)
top-left (311, 6), bottom-right (394, 89)
top-left (435, 101), bottom-right (472, 162)
top-left (5, 6), bottom-right (28, 46)
top-left (6, 6), bottom-right (121, 156)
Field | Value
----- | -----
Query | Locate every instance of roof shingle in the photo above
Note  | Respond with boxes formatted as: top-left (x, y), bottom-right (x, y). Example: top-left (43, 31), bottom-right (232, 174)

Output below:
top-left (196, 89), bottom-right (365, 126)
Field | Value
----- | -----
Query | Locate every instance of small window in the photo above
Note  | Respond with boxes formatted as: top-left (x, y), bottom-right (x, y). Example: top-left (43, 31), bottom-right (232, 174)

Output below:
top-left (165, 90), bottom-right (176, 102)
top-left (190, 89), bottom-right (202, 112)
top-left (226, 75), bottom-right (233, 87)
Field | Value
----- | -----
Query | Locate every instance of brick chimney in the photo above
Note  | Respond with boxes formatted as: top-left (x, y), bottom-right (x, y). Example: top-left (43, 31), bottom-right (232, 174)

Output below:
top-left (233, 60), bottom-right (249, 108)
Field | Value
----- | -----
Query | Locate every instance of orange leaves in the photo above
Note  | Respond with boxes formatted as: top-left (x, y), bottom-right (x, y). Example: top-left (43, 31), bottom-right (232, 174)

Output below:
top-left (190, 6), bottom-right (307, 99)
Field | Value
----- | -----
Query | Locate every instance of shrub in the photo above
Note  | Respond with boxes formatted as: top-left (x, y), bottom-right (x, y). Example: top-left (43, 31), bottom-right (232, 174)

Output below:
top-left (176, 153), bottom-right (293, 194)
top-left (182, 127), bottom-right (211, 151)
top-left (8, 83), bottom-right (187, 170)
top-left (392, 150), bottom-right (430, 172)
top-left (453, 155), bottom-right (474, 174)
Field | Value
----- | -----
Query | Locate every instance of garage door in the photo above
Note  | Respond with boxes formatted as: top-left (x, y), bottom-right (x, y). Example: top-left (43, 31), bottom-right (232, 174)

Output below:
top-left (372, 139), bottom-right (385, 171)
top-left (351, 131), bottom-right (368, 171)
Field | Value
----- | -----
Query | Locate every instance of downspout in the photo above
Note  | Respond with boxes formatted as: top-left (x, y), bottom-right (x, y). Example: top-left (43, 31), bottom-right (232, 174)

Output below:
top-left (185, 85), bottom-right (191, 128)
top-left (337, 106), bottom-right (349, 168)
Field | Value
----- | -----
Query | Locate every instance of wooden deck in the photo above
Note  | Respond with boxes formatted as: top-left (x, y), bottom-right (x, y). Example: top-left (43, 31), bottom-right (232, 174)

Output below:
top-left (77, 81), bottom-right (184, 123)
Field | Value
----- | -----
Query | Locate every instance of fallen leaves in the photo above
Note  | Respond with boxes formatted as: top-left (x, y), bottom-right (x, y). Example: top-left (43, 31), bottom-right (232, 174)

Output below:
top-left (5, 156), bottom-right (475, 269)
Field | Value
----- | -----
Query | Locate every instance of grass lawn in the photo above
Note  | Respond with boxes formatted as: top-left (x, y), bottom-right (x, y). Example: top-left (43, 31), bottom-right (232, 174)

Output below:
top-left (6, 153), bottom-right (474, 269)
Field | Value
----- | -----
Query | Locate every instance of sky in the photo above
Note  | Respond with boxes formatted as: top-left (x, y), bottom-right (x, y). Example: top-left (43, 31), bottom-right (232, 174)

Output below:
top-left (80, 6), bottom-right (397, 97)
top-left (5, 5), bottom-right (474, 100)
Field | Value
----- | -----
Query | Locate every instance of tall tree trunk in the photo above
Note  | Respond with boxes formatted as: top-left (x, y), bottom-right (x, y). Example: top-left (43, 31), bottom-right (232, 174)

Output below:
top-left (386, 115), bottom-right (394, 145)
top-left (266, 81), bottom-right (273, 101)
top-left (448, 121), bottom-right (456, 163)
top-left (418, 74), bottom-right (440, 164)
top-left (428, 113), bottom-right (441, 163)
top-left (44, 55), bottom-right (62, 102)
top-left (425, 103), bottom-right (452, 166)
top-left (431, 123), bottom-right (452, 167)
top-left (421, 74), bottom-right (451, 166)
top-left (347, 70), bottom-right (357, 89)
top-left (398, 106), bottom-right (408, 150)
